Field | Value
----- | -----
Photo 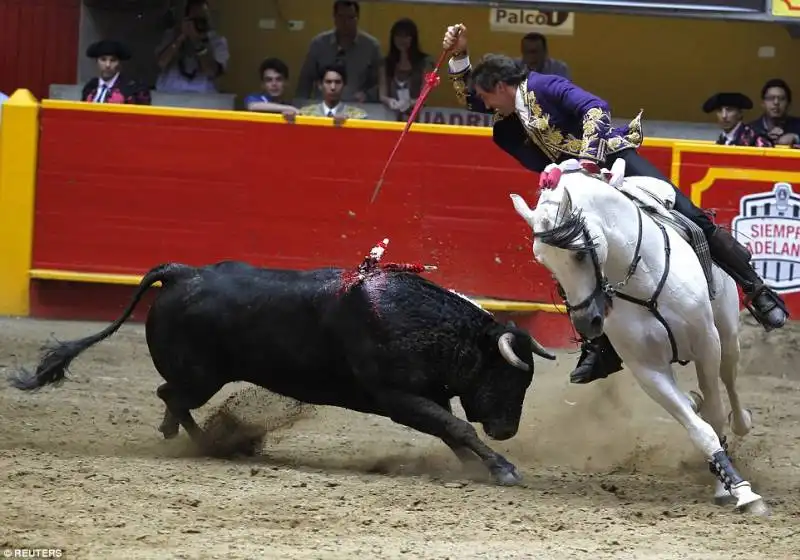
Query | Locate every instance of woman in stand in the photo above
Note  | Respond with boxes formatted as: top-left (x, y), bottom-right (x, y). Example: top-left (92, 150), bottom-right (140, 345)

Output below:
top-left (379, 18), bottom-right (433, 117)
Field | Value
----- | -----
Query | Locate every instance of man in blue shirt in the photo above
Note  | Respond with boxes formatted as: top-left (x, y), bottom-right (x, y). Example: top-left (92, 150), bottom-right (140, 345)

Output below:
top-left (243, 57), bottom-right (297, 117)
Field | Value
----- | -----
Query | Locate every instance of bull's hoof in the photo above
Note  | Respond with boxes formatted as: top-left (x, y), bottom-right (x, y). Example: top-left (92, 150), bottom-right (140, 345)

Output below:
top-left (159, 424), bottom-right (179, 439)
top-left (491, 463), bottom-right (523, 486)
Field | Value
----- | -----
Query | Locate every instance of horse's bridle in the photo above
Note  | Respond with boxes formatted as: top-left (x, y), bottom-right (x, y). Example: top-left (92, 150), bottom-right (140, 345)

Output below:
top-left (551, 182), bottom-right (681, 363)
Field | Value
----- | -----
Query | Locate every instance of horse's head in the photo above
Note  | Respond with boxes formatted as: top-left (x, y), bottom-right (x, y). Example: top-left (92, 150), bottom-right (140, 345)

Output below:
top-left (510, 160), bottom-right (615, 339)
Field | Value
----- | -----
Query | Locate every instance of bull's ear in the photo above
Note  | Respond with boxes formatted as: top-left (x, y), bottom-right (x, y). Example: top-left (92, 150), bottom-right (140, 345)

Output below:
top-left (505, 320), bottom-right (517, 329)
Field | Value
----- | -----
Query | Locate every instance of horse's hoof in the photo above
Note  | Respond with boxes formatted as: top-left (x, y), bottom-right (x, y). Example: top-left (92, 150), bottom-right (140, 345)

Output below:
top-left (491, 464), bottom-right (523, 486)
top-left (713, 493), bottom-right (736, 506)
top-left (728, 408), bottom-right (753, 437)
top-left (738, 498), bottom-right (770, 517)
top-left (687, 390), bottom-right (704, 414)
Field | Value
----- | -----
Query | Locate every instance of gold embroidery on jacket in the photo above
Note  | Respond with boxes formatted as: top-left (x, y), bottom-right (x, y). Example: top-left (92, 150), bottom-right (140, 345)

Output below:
top-left (517, 82), bottom-right (643, 162)
top-left (519, 81), bottom-right (581, 161)
top-left (450, 75), bottom-right (471, 109)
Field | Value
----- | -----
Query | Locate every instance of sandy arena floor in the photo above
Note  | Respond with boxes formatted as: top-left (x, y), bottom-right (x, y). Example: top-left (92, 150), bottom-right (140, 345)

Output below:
top-left (0, 315), bottom-right (799, 559)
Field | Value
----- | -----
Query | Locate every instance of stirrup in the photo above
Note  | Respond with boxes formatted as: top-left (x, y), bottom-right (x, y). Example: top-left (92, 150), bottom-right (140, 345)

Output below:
top-left (742, 283), bottom-right (788, 331)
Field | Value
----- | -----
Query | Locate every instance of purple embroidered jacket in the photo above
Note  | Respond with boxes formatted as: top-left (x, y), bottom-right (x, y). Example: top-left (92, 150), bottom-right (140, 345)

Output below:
top-left (449, 58), bottom-right (642, 171)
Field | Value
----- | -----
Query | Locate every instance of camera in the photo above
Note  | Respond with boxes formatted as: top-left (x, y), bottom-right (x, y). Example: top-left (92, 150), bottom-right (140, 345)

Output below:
top-left (192, 16), bottom-right (209, 34)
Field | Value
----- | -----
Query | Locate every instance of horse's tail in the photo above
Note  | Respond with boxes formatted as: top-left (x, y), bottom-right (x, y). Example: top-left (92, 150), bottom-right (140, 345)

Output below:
top-left (8, 263), bottom-right (192, 391)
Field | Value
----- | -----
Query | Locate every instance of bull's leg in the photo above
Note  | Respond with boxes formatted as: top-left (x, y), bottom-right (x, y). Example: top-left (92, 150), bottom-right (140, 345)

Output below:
top-left (158, 401), bottom-right (180, 439)
top-left (435, 397), bottom-right (484, 469)
top-left (156, 383), bottom-right (205, 440)
top-left (374, 390), bottom-right (522, 485)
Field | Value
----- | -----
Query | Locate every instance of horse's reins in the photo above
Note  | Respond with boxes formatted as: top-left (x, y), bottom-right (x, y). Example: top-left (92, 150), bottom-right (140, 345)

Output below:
top-left (545, 168), bottom-right (680, 363)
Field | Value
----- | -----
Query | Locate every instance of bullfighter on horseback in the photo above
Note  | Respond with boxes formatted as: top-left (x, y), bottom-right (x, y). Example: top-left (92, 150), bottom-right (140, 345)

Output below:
top-left (440, 24), bottom-right (787, 385)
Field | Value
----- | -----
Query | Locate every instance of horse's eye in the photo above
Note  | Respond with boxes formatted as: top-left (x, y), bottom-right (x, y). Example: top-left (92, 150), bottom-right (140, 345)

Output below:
top-left (574, 252), bottom-right (587, 263)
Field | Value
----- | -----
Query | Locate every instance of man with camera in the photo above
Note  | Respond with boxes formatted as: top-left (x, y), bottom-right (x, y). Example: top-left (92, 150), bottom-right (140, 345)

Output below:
top-left (155, 0), bottom-right (229, 93)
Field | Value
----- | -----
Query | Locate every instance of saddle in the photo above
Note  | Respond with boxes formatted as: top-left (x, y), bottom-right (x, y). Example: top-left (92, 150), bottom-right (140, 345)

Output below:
top-left (601, 159), bottom-right (716, 301)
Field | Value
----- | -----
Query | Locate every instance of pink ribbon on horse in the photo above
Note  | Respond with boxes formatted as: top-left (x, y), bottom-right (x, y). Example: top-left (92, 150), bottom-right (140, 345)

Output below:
top-left (539, 167), bottom-right (562, 189)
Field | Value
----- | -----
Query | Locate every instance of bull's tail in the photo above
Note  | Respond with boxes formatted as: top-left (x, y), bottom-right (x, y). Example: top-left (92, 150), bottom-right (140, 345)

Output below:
top-left (8, 263), bottom-right (192, 391)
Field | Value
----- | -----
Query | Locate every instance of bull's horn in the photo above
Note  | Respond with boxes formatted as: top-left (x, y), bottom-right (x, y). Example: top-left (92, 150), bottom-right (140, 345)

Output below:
top-left (498, 333), bottom-right (530, 371)
top-left (530, 336), bottom-right (556, 360)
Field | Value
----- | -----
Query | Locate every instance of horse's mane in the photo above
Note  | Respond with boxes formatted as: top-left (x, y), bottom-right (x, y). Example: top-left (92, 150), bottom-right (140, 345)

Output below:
top-left (534, 180), bottom-right (597, 252)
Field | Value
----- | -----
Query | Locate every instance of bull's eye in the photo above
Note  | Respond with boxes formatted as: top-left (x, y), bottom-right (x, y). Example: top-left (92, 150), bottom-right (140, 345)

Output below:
top-left (573, 251), bottom-right (587, 263)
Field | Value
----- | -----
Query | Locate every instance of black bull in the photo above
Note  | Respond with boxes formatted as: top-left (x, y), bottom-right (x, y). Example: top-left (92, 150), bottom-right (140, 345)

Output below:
top-left (9, 261), bottom-right (555, 484)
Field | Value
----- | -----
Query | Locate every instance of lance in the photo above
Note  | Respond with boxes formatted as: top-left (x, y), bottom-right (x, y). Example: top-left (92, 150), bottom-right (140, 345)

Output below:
top-left (370, 27), bottom-right (462, 204)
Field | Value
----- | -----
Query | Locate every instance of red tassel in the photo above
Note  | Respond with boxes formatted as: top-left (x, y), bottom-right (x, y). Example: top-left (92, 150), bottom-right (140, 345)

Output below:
top-left (580, 161), bottom-right (601, 175)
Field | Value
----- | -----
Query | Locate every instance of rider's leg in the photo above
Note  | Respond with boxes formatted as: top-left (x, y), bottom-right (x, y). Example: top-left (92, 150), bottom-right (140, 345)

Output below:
top-left (554, 283), bottom-right (624, 384)
top-left (610, 149), bottom-right (787, 331)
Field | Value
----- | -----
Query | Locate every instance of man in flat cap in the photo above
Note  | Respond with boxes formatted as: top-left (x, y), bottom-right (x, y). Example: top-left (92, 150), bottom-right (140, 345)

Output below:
top-left (81, 39), bottom-right (151, 105)
top-left (703, 92), bottom-right (770, 147)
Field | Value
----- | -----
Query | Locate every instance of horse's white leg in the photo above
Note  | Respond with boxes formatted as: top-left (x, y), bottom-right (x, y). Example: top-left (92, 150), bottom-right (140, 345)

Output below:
top-left (713, 275), bottom-right (753, 437)
top-left (693, 331), bottom-right (736, 506)
top-left (627, 361), bottom-right (767, 514)
top-left (720, 337), bottom-right (752, 436)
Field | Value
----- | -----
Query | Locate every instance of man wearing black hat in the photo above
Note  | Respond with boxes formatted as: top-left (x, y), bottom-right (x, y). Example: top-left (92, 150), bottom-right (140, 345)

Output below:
top-left (81, 40), bottom-right (151, 105)
top-left (702, 92), bottom-right (771, 147)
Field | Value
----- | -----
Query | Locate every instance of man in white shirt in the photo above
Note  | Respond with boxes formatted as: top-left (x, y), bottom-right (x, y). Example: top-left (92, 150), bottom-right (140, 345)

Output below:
top-left (154, 0), bottom-right (229, 94)
top-left (299, 64), bottom-right (367, 123)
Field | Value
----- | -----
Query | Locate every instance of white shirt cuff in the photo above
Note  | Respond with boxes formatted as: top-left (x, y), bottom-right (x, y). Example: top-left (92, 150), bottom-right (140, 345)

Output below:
top-left (448, 56), bottom-right (471, 74)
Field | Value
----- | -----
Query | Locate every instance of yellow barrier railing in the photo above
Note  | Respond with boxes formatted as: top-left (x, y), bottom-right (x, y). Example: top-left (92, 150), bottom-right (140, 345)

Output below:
top-left (0, 89), bottom-right (39, 316)
top-left (27, 268), bottom-right (566, 314)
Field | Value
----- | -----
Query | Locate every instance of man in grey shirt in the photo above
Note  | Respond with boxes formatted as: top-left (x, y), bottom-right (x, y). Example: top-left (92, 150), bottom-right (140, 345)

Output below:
top-left (519, 32), bottom-right (570, 79)
top-left (296, 0), bottom-right (382, 103)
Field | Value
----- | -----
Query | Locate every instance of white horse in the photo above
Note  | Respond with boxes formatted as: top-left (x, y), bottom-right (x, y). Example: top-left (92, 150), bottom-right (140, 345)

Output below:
top-left (510, 158), bottom-right (767, 515)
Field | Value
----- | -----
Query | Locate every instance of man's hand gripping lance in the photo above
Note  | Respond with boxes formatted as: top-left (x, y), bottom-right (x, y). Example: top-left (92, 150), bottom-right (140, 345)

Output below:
top-left (369, 27), bottom-right (463, 204)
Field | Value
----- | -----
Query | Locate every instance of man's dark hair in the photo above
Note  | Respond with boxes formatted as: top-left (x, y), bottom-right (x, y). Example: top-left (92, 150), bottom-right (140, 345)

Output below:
top-left (259, 57), bottom-right (289, 80)
top-left (333, 0), bottom-right (359, 15)
top-left (471, 54), bottom-right (528, 92)
top-left (761, 78), bottom-right (792, 103)
top-left (522, 32), bottom-right (548, 51)
top-left (319, 63), bottom-right (347, 84)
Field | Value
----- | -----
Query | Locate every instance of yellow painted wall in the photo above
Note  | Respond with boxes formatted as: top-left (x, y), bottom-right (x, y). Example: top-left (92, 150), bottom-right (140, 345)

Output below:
top-left (214, 1), bottom-right (800, 122)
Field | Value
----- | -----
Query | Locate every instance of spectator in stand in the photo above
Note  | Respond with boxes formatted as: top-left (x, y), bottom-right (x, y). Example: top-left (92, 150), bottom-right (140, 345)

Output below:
top-left (243, 58), bottom-right (297, 118)
top-left (702, 92), bottom-right (771, 147)
top-left (299, 64), bottom-right (367, 124)
top-left (749, 78), bottom-right (800, 146)
top-left (154, 0), bottom-right (229, 93)
top-left (378, 18), bottom-right (433, 117)
top-left (81, 40), bottom-right (151, 105)
top-left (519, 32), bottom-right (570, 79)
top-left (296, 0), bottom-right (382, 103)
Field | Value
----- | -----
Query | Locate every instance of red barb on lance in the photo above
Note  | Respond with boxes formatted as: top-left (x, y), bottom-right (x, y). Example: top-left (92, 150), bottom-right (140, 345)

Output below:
top-left (370, 29), bottom-right (461, 204)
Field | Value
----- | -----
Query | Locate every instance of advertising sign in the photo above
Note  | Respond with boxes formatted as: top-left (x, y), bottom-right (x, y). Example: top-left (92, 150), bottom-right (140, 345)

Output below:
top-left (489, 9), bottom-right (575, 35)
top-left (731, 182), bottom-right (800, 294)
